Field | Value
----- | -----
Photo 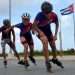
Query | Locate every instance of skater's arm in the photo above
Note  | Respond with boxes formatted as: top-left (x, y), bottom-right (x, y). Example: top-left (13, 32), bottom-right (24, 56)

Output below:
top-left (54, 15), bottom-right (59, 40)
top-left (11, 29), bottom-right (15, 43)
top-left (55, 16), bottom-right (59, 36)
top-left (4, 23), bottom-right (20, 32)
top-left (32, 12), bottom-right (43, 34)
top-left (32, 21), bottom-right (45, 37)
top-left (0, 27), bottom-right (2, 33)
top-left (32, 21), bottom-right (41, 33)
top-left (55, 15), bottom-right (59, 37)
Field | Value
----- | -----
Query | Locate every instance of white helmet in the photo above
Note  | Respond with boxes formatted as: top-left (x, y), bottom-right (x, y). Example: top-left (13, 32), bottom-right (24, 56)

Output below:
top-left (21, 13), bottom-right (30, 20)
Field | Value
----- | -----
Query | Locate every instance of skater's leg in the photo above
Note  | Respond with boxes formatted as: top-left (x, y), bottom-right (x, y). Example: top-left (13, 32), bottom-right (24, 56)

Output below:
top-left (24, 32), bottom-right (36, 64)
top-left (20, 36), bottom-right (29, 68)
top-left (49, 38), bottom-right (64, 68)
top-left (23, 43), bottom-right (29, 68)
top-left (29, 42), bottom-right (36, 65)
top-left (7, 40), bottom-right (20, 61)
top-left (40, 36), bottom-right (52, 72)
top-left (23, 43), bottom-right (28, 62)
top-left (1, 40), bottom-right (7, 67)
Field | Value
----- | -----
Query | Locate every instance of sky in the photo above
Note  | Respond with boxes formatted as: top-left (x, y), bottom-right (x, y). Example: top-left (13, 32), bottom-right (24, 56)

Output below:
top-left (0, 0), bottom-right (75, 53)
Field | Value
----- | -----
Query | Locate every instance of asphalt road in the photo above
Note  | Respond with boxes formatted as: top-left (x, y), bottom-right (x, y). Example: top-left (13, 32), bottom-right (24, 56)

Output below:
top-left (0, 57), bottom-right (75, 75)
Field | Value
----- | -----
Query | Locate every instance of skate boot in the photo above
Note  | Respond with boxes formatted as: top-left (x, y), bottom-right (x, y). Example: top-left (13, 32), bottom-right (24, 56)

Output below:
top-left (51, 58), bottom-right (64, 69)
top-left (29, 56), bottom-right (36, 65)
top-left (45, 60), bottom-right (52, 72)
top-left (3, 60), bottom-right (7, 68)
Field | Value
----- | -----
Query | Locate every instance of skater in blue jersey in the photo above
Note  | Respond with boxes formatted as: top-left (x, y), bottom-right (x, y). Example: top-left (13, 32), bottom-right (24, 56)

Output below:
top-left (32, 1), bottom-right (64, 72)
top-left (5, 13), bottom-right (36, 68)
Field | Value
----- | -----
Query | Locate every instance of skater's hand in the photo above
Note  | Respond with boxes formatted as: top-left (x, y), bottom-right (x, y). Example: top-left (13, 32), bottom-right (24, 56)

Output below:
top-left (54, 34), bottom-right (57, 41)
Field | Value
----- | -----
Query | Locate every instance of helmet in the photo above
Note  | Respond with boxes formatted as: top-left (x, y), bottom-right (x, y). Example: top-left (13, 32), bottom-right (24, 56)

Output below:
top-left (21, 13), bottom-right (30, 20)
top-left (41, 1), bottom-right (53, 14)
top-left (3, 19), bottom-right (10, 26)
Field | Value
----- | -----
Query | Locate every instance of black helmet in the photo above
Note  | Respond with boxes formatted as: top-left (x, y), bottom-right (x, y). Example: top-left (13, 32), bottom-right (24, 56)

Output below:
top-left (41, 1), bottom-right (53, 14)
top-left (21, 12), bottom-right (30, 20)
top-left (3, 19), bottom-right (10, 26)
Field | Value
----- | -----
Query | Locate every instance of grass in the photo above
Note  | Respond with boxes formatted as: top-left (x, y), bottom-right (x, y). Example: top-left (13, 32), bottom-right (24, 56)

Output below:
top-left (0, 49), bottom-right (75, 57)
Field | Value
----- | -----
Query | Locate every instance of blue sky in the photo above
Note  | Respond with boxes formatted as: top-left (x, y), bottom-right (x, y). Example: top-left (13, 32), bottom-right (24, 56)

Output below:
top-left (0, 0), bottom-right (75, 53)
